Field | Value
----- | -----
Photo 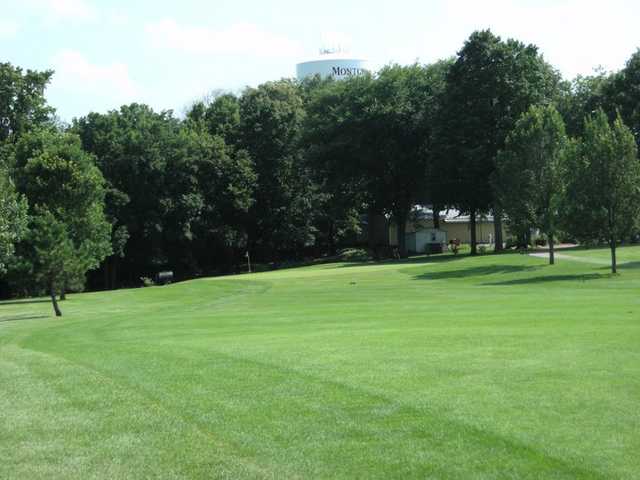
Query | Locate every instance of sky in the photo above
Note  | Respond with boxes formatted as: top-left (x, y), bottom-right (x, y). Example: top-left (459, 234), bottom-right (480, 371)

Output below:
top-left (2, 0), bottom-right (640, 122)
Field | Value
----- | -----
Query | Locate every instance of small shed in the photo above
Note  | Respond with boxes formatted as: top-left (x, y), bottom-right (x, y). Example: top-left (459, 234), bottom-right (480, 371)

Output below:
top-left (405, 228), bottom-right (447, 254)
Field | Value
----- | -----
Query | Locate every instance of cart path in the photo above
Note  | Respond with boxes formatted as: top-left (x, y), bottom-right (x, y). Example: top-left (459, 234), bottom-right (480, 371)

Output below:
top-left (529, 252), bottom-right (611, 265)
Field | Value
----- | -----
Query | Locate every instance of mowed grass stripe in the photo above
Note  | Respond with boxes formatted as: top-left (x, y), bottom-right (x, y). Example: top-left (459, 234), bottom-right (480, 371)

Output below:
top-left (0, 345), bottom-right (301, 479)
top-left (1, 247), bottom-right (639, 478)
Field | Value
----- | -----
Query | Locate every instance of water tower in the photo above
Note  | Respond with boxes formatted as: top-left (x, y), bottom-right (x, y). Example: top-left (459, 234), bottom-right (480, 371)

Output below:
top-left (296, 41), bottom-right (368, 81)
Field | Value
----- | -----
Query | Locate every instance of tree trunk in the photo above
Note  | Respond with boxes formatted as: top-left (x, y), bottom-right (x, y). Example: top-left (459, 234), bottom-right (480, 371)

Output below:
top-left (396, 212), bottom-right (408, 258)
top-left (49, 283), bottom-right (62, 317)
top-left (367, 207), bottom-right (376, 253)
top-left (103, 258), bottom-right (110, 290)
top-left (610, 238), bottom-right (617, 274)
top-left (432, 204), bottom-right (441, 230)
top-left (548, 232), bottom-right (555, 265)
top-left (111, 258), bottom-right (117, 290)
top-left (493, 207), bottom-right (504, 252)
top-left (327, 220), bottom-right (336, 256)
top-left (60, 283), bottom-right (66, 301)
top-left (469, 208), bottom-right (477, 255)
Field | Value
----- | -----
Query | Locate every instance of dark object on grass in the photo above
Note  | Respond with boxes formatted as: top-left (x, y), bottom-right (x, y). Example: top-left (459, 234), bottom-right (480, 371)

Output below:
top-left (426, 243), bottom-right (443, 254)
top-left (156, 271), bottom-right (173, 285)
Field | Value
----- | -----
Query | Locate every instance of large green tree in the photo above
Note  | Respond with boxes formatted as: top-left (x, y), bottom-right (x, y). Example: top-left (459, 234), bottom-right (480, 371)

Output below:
top-left (12, 129), bottom-right (112, 315)
top-left (303, 75), bottom-right (374, 253)
top-left (563, 110), bottom-right (640, 273)
top-left (599, 50), bottom-right (640, 148)
top-left (495, 105), bottom-right (568, 264)
top-left (556, 71), bottom-right (613, 138)
top-left (74, 104), bottom-right (176, 285)
top-left (163, 127), bottom-right (256, 274)
top-left (238, 80), bottom-right (318, 259)
top-left (75, 103), bottom-right (256, 284)
top-left (26, 209), bottom-right (74, 315)
top-left (0, 62), bottom-right (54, 142)
top-left (186, 92), bottom-right (241, 144)
top-left (0, 166), bottom-right (28, 273)
top-left (437, 30), bottom-right (560, 254)
top-left (363, 63), bottom-right (449, 257)
top-left (305, 63), bottom-right (449, 257)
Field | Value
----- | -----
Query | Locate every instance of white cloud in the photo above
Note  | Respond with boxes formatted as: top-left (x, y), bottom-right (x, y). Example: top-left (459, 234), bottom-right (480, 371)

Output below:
top-left (49, 0), bottom-right (96, 20)
top-left (427, 0), bottom-right (640, 79)
top-left (107, 11), bottom-right (129, 27)
top-left (22, 0), bottom-right (126, 26)
top-left (144, 19), bottom-right (302, 58)
top-left (367, 1), bottom-right (640, 80)
top-left (0, 20), bottom-right (19, 37)
top-left (24, 0), bottom-right (98, 22)
top-left (50, 50), bottom-right (138, 106)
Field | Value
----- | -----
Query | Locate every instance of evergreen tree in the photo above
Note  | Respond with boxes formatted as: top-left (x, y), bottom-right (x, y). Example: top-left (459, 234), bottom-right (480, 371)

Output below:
top-left (12, 129), bottom-right (111, 315)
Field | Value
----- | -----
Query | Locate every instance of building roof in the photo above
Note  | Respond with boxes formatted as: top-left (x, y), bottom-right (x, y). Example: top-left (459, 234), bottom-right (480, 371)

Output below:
top-left (414, 207), bottom-right (496, 224)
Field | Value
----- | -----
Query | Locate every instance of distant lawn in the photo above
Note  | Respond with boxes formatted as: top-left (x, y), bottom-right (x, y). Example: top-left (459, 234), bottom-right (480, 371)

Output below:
top-left (1, 249), bottom-right (639, 479)
top-left (557, 244), bottom-right (640, 265)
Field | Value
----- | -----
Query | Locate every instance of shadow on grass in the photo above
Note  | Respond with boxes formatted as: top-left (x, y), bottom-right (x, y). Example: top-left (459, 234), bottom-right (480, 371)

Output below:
top-left (338, 253), bottom-right (469, 269)
top-left (598, 261), bottom-right (640, 270)
top-left (0, 299), bottom-right (50, 306)
top-left (0, 314), bottom-right (49, 323)
top-left (413, 264), bottom-right (538, 281)
top-left (483, 273), bottom-right (607, 286)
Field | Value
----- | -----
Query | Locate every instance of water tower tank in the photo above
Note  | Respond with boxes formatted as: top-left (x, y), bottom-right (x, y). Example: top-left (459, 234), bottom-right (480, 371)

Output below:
top-left (296, 47), bottom-right (369, 81)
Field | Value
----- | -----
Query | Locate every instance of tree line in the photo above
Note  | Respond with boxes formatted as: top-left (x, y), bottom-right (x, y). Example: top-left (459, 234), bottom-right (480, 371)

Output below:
top-left (2, 29), bottom-right (640, 314)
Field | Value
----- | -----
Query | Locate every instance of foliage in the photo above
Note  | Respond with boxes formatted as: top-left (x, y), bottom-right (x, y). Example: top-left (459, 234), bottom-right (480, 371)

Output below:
top-left (26, 208), bottom-right (75, 313)
top-left (303, 76), bottom-right (371, 252)
top-left (74, 104), bottom-right (256, 283)
top-left (563, 110), bottom-right (640, 273)
top-left (555, 70), bottom-right (614, 137)
top-left (435, 30), bottom-right (561, 253)
top-left (305, 62), bottom-right (449, 257)
top-left (11, 129), bottom-right (112, 312)
top-left (364, 63), bottom-right (450, 257)
top-left (73, 104), bottom-right (179, 279)
top-left (186, 92), bottom-right (241, 142)
top-left (337, 247), bottom-right (371, 262)
top-left (0, 167), bottom-right (28, 272)
top-left (600, 49), bottom-right (640, 147)
top-left (0, 62), bottom-right (54, 141)
top-left (6, 39), bottom-right (640, 296)
top-left (495, 105), bottom-right (568, 264)
top-left (140, 276), bottom-right (155, 287)
top-left (238, 80), bottom-right (318, 258)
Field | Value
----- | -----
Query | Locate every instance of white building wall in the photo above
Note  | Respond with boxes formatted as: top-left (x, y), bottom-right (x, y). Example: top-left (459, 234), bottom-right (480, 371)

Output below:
top-left (296, 58), bottom-right (369, 80)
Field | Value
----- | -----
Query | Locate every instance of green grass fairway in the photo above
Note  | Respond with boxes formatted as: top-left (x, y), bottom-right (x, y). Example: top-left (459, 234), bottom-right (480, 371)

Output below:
top-left (2, 248), bottom-right (639, 479)
top-left (557, 244), bottom-right (640, 265)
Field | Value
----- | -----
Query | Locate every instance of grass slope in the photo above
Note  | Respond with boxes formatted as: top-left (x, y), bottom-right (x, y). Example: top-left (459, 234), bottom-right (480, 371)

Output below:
top-left (1, 248), bottom-right (639, 479)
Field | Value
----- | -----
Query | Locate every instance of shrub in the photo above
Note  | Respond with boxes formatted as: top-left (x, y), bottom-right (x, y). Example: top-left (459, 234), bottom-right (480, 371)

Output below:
top-left (339, 248), bottom-right (371, 262)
